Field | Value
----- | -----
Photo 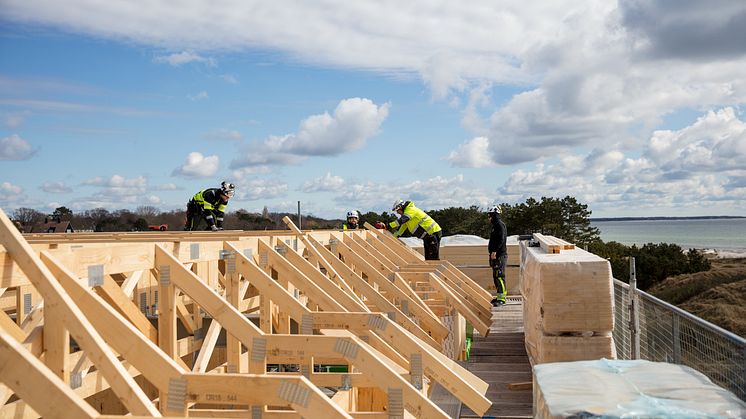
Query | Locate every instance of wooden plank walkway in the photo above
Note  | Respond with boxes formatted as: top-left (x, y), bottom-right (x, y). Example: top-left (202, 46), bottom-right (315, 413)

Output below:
top-left (460, 297), bottom-right (533, 418)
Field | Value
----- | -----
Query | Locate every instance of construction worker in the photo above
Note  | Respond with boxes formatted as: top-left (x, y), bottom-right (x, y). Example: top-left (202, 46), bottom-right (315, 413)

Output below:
top-left (389, 199), bottom-right (442, 260)
top-left (342, 210), bottom-right (360, 230)
top-left (184, 181), bottom-right (235, 231)
top-left (488, 205), bottom-right (507, 306)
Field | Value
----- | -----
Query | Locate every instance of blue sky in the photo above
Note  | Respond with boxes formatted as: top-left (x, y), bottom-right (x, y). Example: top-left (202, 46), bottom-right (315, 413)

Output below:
top-left (1, 1), bottom-right (746, 219)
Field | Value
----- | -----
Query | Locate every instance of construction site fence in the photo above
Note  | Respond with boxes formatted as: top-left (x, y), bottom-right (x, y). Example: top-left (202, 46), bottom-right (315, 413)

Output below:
top-left (613, 279), bottom-right (746, 401)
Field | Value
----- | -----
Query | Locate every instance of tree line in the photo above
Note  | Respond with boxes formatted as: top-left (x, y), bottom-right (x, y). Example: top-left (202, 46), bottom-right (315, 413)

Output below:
top-left (10, 195), bottom-right (710, 290)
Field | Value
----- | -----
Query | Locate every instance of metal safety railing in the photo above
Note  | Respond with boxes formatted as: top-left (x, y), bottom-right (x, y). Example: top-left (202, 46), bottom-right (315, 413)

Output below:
top-left (613, 263), bottom-right (746, 401)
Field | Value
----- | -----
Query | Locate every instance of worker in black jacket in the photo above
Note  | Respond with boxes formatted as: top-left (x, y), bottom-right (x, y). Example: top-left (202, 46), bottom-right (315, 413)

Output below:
top-left (487, 205), bottom-right (507, 306)
top-left (185, 181), bottom-right (235, 231)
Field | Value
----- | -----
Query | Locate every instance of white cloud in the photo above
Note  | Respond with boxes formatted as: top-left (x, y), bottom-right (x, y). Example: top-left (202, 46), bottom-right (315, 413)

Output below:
top-left (446, 137), bottom-right (495, 168)
top-left (231, 98), bottom-right (390, 168)
top-left (229, 176), bottom-right (288, 200)
top-left (300, 172), bottom-right (345, 192)
top-left (1, 181), bottom-right (23, 194)
top-left (154, 51), bottom-right (216, 67)
top-left (41, 181), bottom-right (72, 193)
top-left (4, 2), bottom-right (746, 215)
top-left (172, 152), bottom-right (220, 178)
top-left (188, 91), bottom-right (209, 101)
top-left (646, 108), bottom-right (746, 173)
top-left (82, 175), bottom-right (148, 197)
top-left (154, 183), bottom-right (179, 191)
top-left (492, 110), bottom-right (746, 215)
top-left (0, 134), bottom-right (35, 160)
top-left (335, 174), bottom-right (493, 213)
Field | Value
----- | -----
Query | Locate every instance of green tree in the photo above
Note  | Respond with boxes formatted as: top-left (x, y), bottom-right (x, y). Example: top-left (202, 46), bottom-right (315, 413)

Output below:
top-left (52, 206), bottom-right (73, 220)
top-left (588, 241), bottom-right (711, 290)
top-left (429, 206), bottom-right (488, 237)
top-left (500, 196), bottom-right (600, 247)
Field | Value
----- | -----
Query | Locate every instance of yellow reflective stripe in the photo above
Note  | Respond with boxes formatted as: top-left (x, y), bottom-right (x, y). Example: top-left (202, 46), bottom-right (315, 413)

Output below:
top-left (389, 220), bottom-right (399, 229)
top-left (217, 204), bottom-right (226, 212)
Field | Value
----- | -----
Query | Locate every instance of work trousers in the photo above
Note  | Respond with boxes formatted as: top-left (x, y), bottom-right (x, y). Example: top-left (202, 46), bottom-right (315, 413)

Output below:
top-left (184, 202), bottom-right (215, 231)
top-left (423, 231), bottom-right (442, 260)
top-left (490, 254), bottom-right (508, 301)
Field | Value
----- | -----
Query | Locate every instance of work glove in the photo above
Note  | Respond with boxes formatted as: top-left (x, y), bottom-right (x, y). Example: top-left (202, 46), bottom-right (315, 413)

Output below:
top-left (210, 225), bottom-right (219, 231)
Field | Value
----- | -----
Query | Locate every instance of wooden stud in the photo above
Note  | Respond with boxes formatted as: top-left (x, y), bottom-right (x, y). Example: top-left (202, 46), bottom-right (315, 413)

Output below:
top-left (43, 306), bottom-right (69, 383)
top-left (182, 373), bottom-right (352, 419)
top-left (0, 210), bottom-right (160, 417)
top-left (192, 319), bottom-right (222, 373)
top-left (275, 239), bottom-right (368, 312)
top-left (40, 252), bottom-right (185, 406)
top-left (97, 274), bottom-right (158, 342)
top-left (0, 330), bottom-right (99, 419)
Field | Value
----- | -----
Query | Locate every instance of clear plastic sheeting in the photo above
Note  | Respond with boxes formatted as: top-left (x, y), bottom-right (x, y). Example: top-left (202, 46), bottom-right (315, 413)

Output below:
top-left (534, 359), bottom-right (746, 418)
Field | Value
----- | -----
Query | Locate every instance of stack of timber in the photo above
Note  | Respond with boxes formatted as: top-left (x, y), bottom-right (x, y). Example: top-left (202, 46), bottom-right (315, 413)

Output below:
top-left (411, 236), bottom-right (522, 295)
top-left (0, 209), bottom-right (492, 418)
top-left (520, 234), bottom-right (615, 364)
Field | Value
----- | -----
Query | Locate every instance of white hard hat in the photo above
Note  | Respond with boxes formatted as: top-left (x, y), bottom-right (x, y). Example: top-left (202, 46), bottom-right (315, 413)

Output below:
top-left (392, 199), bottom-right (405, 212)
top-left (487, 205), bottom-right (501, 215)
top-left (346, 210), bottom-right (359, 219)
top-left (220, 181), bottom-right (235, 198)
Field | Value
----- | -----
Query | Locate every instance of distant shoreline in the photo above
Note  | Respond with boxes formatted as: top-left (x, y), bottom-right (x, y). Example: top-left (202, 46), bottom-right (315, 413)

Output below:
top-left (591, 216), bottom-right (746, 222)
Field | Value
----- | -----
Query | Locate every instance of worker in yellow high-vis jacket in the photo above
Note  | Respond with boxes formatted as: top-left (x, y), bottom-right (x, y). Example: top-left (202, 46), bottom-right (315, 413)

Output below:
top-left (389, 199), bottom-right (442, 260)
top-left (184, 181), bottom-right (235, 231)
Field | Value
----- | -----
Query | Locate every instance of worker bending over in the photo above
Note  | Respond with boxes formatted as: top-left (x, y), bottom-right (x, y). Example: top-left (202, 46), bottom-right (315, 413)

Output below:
top-left (389, 199), bottom-right (442, 260)
top-left (185, 181), bottom-right (235, 231)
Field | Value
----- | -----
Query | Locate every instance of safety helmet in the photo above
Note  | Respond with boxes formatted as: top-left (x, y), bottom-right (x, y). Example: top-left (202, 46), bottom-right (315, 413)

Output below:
top-left (487, 205), bottom-right (501, 215)
top-left (220, 181), bottom-right (236, 198)
top-left (346, 210), bottom-right (359, 219)
top-left (392, 199), bottom-right (405, 212)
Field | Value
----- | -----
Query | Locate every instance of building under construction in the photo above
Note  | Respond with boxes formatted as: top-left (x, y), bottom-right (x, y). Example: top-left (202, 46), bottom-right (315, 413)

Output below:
top-left (1, 210), bottom-right (744, 418)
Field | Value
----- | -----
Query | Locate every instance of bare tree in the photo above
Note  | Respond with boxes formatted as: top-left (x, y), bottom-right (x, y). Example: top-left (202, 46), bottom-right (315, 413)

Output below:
top-left (12, 207), bottom-right (45, 229)
top-left (135, 205), bottom-right (159, 218)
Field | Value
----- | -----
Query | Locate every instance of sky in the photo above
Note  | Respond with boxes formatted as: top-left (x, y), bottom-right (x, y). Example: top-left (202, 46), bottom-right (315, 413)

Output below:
top-left (1, 1), bottom-right (746, 220)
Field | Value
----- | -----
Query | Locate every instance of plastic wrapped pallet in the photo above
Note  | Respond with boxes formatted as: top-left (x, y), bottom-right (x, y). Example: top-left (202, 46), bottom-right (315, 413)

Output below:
top-left (533, 359), bottom-right (746, 418)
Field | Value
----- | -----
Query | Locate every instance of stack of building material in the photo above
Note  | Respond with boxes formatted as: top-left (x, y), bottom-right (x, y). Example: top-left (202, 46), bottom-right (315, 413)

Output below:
top-left (521, 236), bottom-right (615, 364)
top-left (533, 359), bottom-right (746, 418)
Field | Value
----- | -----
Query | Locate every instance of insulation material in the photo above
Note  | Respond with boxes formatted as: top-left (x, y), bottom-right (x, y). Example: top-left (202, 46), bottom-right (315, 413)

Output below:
top-left (534, 359), bottom-right (746, 419)
top-left (521, 244), bottom-right (614, 334)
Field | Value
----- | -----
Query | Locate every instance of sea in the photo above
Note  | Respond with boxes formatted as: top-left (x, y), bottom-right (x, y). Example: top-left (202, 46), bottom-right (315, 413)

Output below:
top-left (591, 218), bottom-right (746, 258)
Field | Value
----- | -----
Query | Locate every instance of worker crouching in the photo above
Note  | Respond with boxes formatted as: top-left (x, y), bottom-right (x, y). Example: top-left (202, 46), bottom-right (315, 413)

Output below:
top-left (185, 181), bottom-right (235, 231)
top-left (389, 199), bottom-right (442, 260)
